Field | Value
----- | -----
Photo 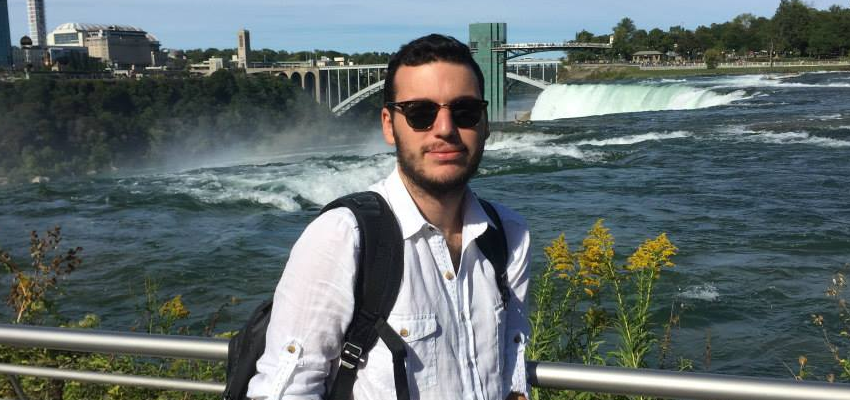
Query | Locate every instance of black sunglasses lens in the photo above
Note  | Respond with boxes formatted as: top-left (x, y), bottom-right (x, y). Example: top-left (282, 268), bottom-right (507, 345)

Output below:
top-left (394, 100), bottom-right (486, 130)
top-left (450, 100), bottom-right (484, 128)
top-left (403, 102), bottom-right (440, 130)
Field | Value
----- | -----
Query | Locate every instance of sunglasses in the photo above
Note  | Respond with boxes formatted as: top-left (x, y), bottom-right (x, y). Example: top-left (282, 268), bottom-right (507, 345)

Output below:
top-left (385, 99), bottom-right (489, 130)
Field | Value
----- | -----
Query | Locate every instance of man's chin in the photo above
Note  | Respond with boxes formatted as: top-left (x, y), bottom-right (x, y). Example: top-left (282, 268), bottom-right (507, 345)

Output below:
top-left (414, 171), bottom-right (474, 195)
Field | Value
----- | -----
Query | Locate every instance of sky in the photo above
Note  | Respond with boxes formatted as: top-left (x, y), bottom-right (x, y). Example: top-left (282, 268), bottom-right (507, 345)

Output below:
top-left (5, 0), bottom-right (847, 53)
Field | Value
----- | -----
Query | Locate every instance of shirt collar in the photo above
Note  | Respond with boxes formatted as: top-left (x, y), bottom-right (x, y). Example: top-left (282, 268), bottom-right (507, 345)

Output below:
top-left (384, 167), bottom-right (430, 239)
top-left (383, 166), bottom-right (496, 243)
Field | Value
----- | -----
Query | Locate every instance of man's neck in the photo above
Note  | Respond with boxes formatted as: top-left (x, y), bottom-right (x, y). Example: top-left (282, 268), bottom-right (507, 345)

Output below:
top-left (398, 172), bottom-right (466, 236)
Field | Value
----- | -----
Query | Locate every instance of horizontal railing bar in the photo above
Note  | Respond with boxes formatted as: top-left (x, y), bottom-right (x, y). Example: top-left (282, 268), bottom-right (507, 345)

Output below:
top-left (4, 324), bottom-right (850, 399)
top-left (0, 324), bottom-right (228, 361)
top-left (0, 364), bottom-right (224, 393)
top-left (529, 361), bottom-right (850, 400)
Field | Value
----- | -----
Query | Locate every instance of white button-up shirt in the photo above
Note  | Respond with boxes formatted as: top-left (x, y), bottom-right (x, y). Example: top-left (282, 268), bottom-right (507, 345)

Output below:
top-left (247, 167), bottom-right (531, 400)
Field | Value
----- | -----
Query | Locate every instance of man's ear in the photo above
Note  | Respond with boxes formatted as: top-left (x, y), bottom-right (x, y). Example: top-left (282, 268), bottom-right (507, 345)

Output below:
top-left (381, 107), bottom-right (396, 146)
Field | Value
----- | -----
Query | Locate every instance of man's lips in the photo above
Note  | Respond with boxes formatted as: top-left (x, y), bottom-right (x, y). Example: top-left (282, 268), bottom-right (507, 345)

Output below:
top-left (426, 147), bottom-right (467, 161)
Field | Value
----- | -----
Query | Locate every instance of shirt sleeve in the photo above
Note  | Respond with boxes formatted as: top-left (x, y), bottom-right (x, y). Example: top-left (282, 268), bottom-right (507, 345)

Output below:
top-left (247, 208), bottom-right (359, 400)
top-left (499, 208), bottom-right (532, 398)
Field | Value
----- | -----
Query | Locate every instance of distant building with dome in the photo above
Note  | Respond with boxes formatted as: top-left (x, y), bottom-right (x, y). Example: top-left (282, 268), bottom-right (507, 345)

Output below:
top-left (47, 23), bottom-right (163, 69)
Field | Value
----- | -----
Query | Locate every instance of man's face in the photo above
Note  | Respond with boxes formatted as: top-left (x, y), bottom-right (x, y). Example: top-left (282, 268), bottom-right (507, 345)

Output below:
top-left (381, 61), bottom-right (489, 197)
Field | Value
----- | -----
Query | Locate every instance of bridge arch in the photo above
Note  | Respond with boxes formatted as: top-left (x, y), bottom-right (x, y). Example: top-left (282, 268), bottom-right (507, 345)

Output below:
top-left (505, 72), bottom-right (550, 90)
top-left (290, 72), bottom-right (303, 88)
top-left (330, 74), bottom-right (550, 116)
top-left (276, 72), bottom-right (289, 79)
top-left (304, 72), bottom-right (316, 95)
top-left (332, 80), bottom-right (384, 116)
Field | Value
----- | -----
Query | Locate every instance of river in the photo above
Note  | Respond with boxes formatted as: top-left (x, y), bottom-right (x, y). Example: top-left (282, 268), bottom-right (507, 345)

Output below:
top-left (1, 71), bottom-right (848, 377)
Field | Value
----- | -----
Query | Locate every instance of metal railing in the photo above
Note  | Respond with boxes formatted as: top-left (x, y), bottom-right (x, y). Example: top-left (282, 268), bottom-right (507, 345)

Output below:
top-left (2, 323), bottom-right (850, 399)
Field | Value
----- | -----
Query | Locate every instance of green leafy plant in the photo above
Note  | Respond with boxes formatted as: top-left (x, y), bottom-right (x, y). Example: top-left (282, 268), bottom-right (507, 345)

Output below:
top-left (529, 220), bottom-right (680, 400)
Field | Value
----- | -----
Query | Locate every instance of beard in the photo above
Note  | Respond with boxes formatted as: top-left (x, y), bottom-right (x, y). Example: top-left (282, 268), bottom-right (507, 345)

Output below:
top-left (393, 128), bottom-right (484, 198)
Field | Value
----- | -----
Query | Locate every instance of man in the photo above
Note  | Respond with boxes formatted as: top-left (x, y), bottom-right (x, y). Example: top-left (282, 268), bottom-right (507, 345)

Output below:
top-left (247, 34), bottom-right (530, 400)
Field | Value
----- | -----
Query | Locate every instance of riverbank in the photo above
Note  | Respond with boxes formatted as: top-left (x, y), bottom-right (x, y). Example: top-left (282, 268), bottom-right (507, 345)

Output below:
top-left (560, 63), bottom-right (850, 82)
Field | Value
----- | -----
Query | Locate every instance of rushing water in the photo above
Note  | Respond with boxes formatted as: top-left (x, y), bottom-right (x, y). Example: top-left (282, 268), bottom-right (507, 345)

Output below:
top-left (1, 72), bottom-right (849, 377)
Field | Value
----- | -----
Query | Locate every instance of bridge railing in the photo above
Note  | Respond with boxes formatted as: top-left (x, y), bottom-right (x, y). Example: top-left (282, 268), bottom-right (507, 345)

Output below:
top-left (2, 324), bottom-right (850, 399)
top-left (247, 61), bottom-right (315, 69)
top-left (496, 42), bottom-right (612, 50)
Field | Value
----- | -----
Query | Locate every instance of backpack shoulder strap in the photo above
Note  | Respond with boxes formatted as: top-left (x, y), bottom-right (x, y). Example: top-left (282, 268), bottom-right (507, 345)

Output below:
top-left (476, 198), bottom-right (510, 307)
top-left (322, 191), bottom-right (409, 400)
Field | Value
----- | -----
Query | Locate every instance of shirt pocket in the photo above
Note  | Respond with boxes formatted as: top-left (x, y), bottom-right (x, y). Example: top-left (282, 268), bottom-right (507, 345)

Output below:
top-left (365, 313), bottom-right (439, 393)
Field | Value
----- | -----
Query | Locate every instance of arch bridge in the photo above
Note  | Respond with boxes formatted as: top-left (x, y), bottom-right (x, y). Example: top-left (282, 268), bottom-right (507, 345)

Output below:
top-left (245, 23), bottom-right (611, 119)
top-left (247, 59), bottom-right (560, 117)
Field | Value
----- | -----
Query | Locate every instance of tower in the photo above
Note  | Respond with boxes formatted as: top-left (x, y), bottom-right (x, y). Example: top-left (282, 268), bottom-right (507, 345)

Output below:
top-left (237, 29), bottom-right (250, 69)
top-left (469, 23), bottom-right (507, 121)
top-left (0, 0), bottom-right (11, 67)
top-left (27, 0), bottom-right (46, 47)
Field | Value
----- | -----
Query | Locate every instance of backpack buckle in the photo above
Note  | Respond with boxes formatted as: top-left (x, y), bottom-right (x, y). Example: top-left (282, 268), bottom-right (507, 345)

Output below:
top-left (340, 342), bottom-right (364, 369)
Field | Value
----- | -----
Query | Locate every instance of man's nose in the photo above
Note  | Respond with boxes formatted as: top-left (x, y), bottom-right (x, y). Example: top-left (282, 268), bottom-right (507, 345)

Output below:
top-left (431, 107), bottom-right (458, 136)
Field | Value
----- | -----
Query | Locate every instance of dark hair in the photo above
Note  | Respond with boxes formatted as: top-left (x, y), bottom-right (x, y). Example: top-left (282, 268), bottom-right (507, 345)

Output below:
top-left (383, 34), bottom-right (485, 103)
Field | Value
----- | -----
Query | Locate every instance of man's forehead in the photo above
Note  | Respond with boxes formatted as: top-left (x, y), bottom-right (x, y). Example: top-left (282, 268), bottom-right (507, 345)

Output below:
top-left (393, 61), bottom-right (482, 100)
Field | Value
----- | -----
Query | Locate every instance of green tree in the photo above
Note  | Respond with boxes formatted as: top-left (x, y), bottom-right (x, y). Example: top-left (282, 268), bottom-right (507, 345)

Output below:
top-left (612, 17), bottom-right (637, 60)
top-left (807, 6), bottom-right (847, 57)
top-left (704, 48), bottom-right (722, 69)
top-left (774, 0), bottom-right (814, 55)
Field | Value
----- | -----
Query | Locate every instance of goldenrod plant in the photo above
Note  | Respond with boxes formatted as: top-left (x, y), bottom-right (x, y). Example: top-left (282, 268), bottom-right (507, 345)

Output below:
top-left (801, 265), bottom-right (850, 383)
top-left (1, 226), bottom-right (82, 324)
top-left (0, 227), bottom-right (225, 400)
top-left (529, 220), bottom-right (679, 400)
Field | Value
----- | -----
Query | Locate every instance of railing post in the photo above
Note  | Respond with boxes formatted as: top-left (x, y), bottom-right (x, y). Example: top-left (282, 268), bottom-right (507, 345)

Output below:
top-left (5, 374), bottom-right (29, 400)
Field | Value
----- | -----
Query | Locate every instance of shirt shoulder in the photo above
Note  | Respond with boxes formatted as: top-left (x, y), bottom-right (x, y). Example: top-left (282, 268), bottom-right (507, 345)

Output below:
top-left (297, 206), bottom-right (361, 252)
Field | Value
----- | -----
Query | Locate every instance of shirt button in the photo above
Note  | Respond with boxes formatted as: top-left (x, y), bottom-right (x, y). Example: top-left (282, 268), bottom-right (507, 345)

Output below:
top-left (444, 271), bottom-right (455, 280)
top-left (399, 328), bottom-right (409, 338)
top-left (286, 345), bottom-right (296, 354)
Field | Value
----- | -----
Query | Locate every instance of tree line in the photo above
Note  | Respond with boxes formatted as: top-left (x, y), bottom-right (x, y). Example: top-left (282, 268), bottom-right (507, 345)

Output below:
top-left (570, 0), bottom-right (850, 62)
top-left (181, 48), bottom-right (391, 66)
top-left (0, 70), bottom-right (362, 182)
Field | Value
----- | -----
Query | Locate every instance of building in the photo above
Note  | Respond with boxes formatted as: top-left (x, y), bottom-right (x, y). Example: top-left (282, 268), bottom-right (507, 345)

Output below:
top-left (631, 50), bottom-right (663, 64)
top-left (12, 41), bottom-right (46, 68)
top-left (26, 0), bottom-right (46, 47)
top-left (237, 29), bottom-right (250, 69)
top-left (47, 46), bottom-right (89, 70)
top-left (48, 23), bottom-right (162, 69)
top-left (189, 57), bottom-right (224, 75)
top-left (0, 0), bottom-right (11, 67)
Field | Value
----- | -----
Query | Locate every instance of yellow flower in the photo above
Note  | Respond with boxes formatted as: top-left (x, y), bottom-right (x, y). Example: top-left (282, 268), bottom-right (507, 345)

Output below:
top-left (544, 234), bottom-right (574, 274)
top-left (626, 233), bottom-right (677, 275)
top-left (159, 295), bottom-right (190, 320)
top-left (579, 219), bottom-right (614, 279)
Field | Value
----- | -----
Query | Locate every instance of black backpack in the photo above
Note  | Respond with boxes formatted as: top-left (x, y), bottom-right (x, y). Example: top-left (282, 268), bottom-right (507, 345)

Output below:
top-left (223, 191), bottom-right (509, 400)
